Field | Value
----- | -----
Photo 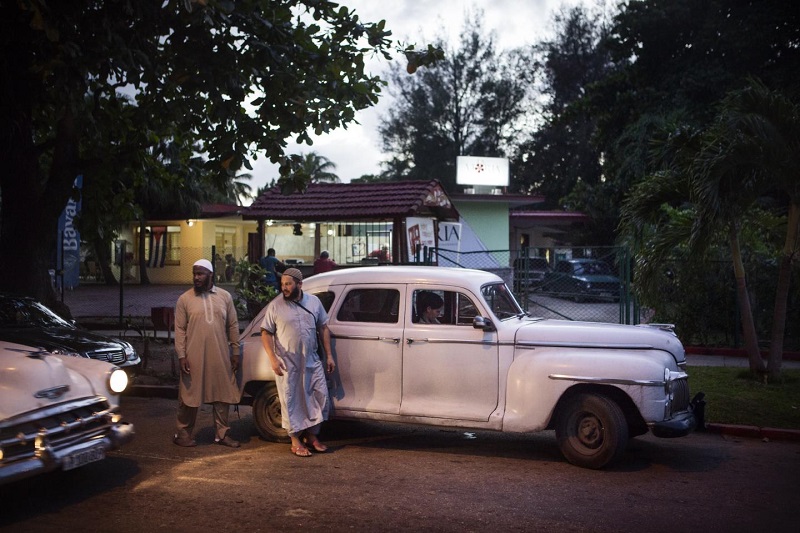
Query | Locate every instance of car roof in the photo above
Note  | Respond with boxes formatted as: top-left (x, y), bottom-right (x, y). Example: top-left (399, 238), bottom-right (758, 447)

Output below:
top-left (302, 266), bottom-right (502, 288)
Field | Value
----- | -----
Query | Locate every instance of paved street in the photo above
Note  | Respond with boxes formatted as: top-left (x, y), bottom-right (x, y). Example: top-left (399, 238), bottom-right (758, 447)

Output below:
top-left (1, 396), bottom-right (799, 533)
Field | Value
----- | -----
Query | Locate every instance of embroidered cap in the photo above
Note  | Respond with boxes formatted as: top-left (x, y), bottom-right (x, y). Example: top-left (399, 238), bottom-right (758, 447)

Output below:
top-left (193, 259), bottom-right (214, 272)
top-left (283, 267), bottom-right (303, 282)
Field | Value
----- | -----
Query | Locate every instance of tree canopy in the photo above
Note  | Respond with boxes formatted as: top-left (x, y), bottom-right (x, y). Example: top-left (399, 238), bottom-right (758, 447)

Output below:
top-left (378, 10), bottom-right (534, 192)
top-left (0, 0), bottom-right (440, 303)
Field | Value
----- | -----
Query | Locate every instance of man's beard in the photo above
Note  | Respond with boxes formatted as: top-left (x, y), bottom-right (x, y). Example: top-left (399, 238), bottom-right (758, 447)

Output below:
top-left (194, 277), bottom-right (212, 293)
top-left (282, 286), bottom-right (300, 301)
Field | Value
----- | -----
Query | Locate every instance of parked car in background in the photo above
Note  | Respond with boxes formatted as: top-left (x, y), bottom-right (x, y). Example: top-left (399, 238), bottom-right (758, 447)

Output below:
top-left (236, 266), bottom-right (700, 469)
top-left (0, 341), bottom-right (134, 485)
top-left (0, 294), bottom-right (141, 374)
top-left (543, 259), bottom-right (622, 302)
top-left (513, 257), bottom-right (552, 291)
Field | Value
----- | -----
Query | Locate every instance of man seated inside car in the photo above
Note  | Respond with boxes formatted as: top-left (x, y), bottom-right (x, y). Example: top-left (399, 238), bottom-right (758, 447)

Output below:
top-left (416, 291), bottom-right (444, 324)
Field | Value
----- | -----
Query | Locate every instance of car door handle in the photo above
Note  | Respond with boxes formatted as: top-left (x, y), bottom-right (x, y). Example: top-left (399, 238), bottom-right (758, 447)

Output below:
top-left (406, 338), bottom-right (428, 344)
top-left (380, 337), bottom-right (401, 343)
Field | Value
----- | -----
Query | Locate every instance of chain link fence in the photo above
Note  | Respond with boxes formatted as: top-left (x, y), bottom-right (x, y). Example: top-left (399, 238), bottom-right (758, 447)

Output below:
top-left (61, 244), bottom-right (798, 351)
top-left (431, 246), bottom-right (637, 324)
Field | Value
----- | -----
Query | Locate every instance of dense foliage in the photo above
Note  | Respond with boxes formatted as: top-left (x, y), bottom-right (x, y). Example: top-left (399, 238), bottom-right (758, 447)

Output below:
top-left (0, 0), bottom-right (440, 303)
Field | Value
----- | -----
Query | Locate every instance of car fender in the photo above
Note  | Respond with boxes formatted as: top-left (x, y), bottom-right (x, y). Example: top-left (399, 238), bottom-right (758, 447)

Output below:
top-left (502, 346), bottom-right (676, 433)
top-left (237, 338), bottom-right (275, 397)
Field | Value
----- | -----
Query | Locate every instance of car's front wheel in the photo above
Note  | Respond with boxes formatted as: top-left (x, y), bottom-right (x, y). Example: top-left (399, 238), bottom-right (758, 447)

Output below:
top-left (555, 393), bottom-right (628, 469)
top-left (252, 383), bottom-right (290, 442)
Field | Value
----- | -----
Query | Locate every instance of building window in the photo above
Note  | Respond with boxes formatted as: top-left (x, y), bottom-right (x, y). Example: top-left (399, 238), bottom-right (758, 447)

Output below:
top-left (215, 226), bottom-right (237, 257)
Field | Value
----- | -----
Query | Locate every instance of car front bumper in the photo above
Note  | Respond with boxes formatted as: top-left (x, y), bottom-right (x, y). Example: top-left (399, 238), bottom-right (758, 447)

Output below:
top-left (0, 422), bottom-right (135, 485)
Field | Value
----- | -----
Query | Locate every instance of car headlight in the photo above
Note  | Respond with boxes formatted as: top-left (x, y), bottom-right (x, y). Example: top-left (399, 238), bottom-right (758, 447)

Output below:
top-left (109, 368), bottom-right (129, 393)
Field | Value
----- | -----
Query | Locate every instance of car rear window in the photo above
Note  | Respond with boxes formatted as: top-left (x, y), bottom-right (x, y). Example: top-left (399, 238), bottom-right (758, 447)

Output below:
top-left (336, 289), bottom-right (400, 323)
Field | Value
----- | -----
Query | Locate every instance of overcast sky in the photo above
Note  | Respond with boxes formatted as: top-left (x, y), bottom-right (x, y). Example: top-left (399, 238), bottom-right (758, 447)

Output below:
top-left (247, 0), bottom-right (585, 195)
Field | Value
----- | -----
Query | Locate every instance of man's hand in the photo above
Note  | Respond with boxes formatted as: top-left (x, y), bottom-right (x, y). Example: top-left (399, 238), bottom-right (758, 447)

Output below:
top-left (230, 354), bottom-right (239, 373)
top-left (180, 357), bottom-right (190, 374)
top-left (270, 356), bottom-right (287, 377)
top-left (326, 355), bottom-right (336, 374)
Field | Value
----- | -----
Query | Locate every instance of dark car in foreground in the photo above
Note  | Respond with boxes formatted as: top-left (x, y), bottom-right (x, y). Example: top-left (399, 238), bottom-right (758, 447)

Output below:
top-left (543, 259), bottom-right (622, 302)
top-left (0, 294), bottom-right (141, 374)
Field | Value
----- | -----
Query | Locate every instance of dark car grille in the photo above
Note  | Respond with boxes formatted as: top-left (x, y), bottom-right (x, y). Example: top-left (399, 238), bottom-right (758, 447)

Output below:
top-left (671, 378), bottom-right (690, 414)
top-left (86, 348), bottom-right (126, 365)
top-left (0, 397), bottom-right (114, 464)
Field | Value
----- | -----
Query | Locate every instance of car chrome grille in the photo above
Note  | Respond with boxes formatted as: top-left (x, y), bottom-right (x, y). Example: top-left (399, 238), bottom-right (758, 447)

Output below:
top-left (671, 378), bottom-right (690, 414)
top-left (0, 397), bottom-right (113, 464)
top-left (86, 348), bottom-right (126, 365)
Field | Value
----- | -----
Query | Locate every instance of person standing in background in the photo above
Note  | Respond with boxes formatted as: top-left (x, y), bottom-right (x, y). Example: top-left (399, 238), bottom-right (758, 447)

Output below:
top-left (173, 259), bottom-right (241, 448)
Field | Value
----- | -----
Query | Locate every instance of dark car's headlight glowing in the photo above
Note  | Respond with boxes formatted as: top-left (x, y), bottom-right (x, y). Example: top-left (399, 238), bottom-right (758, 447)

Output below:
top-left (109, 368), bottom-right (129, 393)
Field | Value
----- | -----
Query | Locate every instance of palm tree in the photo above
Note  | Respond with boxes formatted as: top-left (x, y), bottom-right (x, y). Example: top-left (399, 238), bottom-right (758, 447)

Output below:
top-left (707, 80), bottom-right (800, 380)
top-left (299, 152), bottom-right (340, 183)
top-left (621, 80), bottom-right (799, 380)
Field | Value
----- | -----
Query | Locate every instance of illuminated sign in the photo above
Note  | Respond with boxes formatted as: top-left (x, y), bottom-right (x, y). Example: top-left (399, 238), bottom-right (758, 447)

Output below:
top-left (456, 156), bottom-right (509, 186)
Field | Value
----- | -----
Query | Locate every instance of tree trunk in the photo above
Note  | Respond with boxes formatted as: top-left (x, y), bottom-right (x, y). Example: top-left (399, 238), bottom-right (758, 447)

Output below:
top-left (0, 99), bottom-right (78, 306)
top-left (729, 224), bottom-right (766, 375)
top-left (767, 201), bottom-right (799, 381)
top-left (89, 238), bottom-right (118, 285)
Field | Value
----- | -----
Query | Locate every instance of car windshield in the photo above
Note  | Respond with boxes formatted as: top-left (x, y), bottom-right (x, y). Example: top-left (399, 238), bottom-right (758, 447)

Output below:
top-left (0, 298), bottom-right (74, 328)
top-left (480, 283), bottom-right (524, 320)
top-left (574, 261), bottom-right (613, 275)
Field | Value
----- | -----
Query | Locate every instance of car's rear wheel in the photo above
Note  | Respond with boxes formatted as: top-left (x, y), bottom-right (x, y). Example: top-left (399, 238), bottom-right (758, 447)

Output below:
top-left (252, 383), bottom-right (290, 442)
top-left (556, 393), bottom-right (628, 469)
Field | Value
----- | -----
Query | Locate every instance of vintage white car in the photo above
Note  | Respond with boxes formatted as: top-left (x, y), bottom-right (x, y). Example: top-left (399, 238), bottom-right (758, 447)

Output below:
top-left (238, 266), bottom-right (701, 469)
top-left (0, 341), bottom-right (135, 484)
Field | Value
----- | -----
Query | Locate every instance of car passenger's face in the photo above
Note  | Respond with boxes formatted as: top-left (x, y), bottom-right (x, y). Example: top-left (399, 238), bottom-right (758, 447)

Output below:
top-left (424, 306), bottom-right (442, 322)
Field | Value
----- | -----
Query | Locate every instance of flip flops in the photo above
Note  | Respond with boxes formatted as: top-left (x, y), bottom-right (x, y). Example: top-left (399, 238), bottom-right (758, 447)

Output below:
top-left (290, 445), bottom-right (312, 457)
top-left (304, 437), bottom-right (328, 453)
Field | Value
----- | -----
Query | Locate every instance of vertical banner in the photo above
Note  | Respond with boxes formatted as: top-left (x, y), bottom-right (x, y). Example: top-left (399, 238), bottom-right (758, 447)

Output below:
top-left (405, 217), bottom-right (436, 262)
top-left (57, 175), bottom-right (83, 289)
top-left (436, 221), bottom-right (462, 266)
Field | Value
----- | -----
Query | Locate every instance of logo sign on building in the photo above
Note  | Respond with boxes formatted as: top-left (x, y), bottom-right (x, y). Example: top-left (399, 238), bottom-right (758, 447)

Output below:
top-left (456, 156), bottom-right (509, 186)
top-left (57, 175), bottom-right (83, 289)
top-left (438, 222), bottom-right (462, 252)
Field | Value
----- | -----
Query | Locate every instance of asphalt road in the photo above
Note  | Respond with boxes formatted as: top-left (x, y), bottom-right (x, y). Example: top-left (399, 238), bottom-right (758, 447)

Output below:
top-left (2, 397), bottom-right (799, 533)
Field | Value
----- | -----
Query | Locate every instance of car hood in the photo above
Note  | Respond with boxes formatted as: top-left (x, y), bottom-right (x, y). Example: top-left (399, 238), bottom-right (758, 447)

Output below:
top-left (514, 319), bottom-right (685, 363)
top-left (0, 344), bottom-right (101, 419)
top-left (0, 326), bottom-right (124, 355)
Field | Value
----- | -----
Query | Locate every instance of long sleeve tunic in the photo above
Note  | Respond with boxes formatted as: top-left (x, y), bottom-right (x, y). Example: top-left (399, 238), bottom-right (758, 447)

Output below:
top-left (174, 286), bottom-right (240, 406)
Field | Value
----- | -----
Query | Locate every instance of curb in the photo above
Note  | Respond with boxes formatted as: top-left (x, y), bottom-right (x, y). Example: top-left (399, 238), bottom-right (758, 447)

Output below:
top-left (705, 423), bottom-right (800, 442)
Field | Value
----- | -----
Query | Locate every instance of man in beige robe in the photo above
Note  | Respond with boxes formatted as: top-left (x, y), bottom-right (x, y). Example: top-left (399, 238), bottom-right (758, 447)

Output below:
top-left (173, 259), bottom-right (241, 448)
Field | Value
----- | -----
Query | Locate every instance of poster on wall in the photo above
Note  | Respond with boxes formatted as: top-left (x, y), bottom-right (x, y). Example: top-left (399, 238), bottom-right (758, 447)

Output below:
top-left (406, 217), bottom-right (436, 262)
top-left (434, 221), bottom-right (462, 266)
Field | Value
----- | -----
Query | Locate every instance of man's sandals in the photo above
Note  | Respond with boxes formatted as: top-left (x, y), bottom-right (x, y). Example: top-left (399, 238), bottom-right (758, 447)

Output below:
top-left (290, 444), bottom-right (312, 457)
top-left (304, 435), bottom-right (328, 453)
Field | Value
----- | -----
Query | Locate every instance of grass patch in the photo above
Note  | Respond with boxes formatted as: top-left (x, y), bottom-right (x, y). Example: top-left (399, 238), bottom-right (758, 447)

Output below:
top-left (688, 366), bottom-right (800, 430)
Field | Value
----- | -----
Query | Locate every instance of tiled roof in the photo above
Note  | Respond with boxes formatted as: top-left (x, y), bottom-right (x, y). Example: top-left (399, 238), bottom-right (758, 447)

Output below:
top-left (243, 180), bottom-right (460, 221)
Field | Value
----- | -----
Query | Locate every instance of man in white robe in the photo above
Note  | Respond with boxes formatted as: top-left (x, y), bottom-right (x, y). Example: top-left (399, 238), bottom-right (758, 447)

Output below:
top-left (173, 259), bottom-right (241, 448)
top-left (260, 267), bottom-right (335, 457)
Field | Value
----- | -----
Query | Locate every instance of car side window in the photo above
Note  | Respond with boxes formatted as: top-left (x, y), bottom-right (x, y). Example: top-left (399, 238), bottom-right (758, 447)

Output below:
top-left (411, 290), bottom-right (479, 326)
top-left (312, 291), bottom-right (336, 313)
top-left (336, 288), bottom-right (399, 323)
